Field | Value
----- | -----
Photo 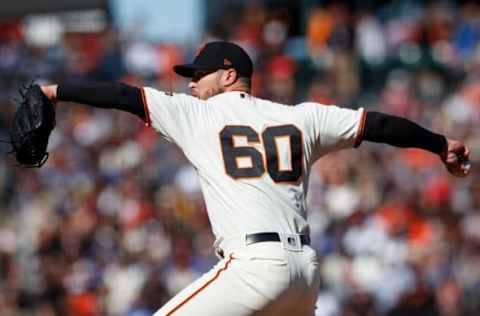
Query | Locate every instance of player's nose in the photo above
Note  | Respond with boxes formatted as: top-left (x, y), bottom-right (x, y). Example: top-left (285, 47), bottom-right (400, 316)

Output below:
top-left (188, 81), bottom-right (197, 89)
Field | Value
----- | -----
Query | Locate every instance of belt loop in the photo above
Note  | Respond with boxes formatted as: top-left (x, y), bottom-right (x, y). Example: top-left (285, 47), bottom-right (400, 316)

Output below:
top-left (281, 233), bottom-right (303, 251)
top-left (213, 237), bottom-right (225, 259)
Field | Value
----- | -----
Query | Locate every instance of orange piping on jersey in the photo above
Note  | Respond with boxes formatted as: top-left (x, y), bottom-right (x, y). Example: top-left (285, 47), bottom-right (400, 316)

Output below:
top-left (140, 87), bottom-right (151, 127)
top-left (354, 109), bottom-right (367, 148)
top-left (166, 255), bottom-right (235, 315)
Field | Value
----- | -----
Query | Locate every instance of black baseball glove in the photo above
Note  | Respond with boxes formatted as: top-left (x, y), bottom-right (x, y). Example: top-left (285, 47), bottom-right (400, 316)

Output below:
top-left (9, 83), bottom-right (56, 167)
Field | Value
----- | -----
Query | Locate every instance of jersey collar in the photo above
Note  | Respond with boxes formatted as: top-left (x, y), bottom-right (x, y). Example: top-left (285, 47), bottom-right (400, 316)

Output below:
top-left (207, 91), bottom-right (251, 101)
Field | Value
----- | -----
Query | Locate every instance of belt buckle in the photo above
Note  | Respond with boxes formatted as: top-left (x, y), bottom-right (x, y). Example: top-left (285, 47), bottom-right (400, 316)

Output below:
top-left (281, 234), bottom-right (302, 251)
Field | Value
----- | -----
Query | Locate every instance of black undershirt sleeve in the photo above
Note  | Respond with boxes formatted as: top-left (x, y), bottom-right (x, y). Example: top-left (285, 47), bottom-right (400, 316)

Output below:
top-left (57, 81), bottom-right (146, 121)
top-left (363, 111), bottom-right (447, 155)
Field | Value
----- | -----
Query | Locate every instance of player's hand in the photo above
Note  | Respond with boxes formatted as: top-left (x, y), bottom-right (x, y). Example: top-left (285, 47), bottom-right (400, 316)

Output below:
top-left (40, 85), bottom-right (58, 103)
top-left (441, 138), bottom-right (471, 177)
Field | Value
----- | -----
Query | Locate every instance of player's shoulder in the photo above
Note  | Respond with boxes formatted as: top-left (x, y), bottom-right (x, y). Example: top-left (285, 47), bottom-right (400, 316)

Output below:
top-left (260, 99), bottom-right (334, 111)
top-left (143, 87), bottom-right (206, 106)
top-left (295, 101), bottom-right (335, 109)
top-left (295, 102), bottom-right (355, 116)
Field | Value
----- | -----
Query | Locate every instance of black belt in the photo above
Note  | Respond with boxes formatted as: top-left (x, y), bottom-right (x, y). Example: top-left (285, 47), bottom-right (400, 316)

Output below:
top-left (245, 232), bottom-right (310, 246)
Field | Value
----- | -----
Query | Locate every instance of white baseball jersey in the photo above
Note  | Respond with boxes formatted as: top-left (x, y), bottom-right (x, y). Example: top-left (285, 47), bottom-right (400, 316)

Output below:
top-left (142, 89), bottom-right (365, 240)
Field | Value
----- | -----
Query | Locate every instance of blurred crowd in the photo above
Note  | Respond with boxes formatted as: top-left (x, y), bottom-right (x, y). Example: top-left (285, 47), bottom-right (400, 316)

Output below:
top-left (1, 1), bottom-right (480, 316)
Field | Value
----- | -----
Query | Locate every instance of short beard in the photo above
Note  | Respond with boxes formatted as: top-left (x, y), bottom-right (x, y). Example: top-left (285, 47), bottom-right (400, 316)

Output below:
top-left (201, 86), bottom-right (225, 100)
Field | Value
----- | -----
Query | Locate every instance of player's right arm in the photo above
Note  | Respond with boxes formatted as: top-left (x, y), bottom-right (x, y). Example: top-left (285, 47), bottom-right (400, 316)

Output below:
top-left (360, 111), bottom-right (471, 177)
top-left (306, 104), bottom-right (470, 178)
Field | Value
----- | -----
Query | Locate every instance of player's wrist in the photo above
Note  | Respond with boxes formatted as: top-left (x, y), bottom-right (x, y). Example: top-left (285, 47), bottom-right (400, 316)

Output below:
top-left (440, 140), bottom-right (449, 162)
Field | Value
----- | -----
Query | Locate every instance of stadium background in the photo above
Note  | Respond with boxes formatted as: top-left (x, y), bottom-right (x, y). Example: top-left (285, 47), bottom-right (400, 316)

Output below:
top-left (1, 0), bottom-right (480, 315)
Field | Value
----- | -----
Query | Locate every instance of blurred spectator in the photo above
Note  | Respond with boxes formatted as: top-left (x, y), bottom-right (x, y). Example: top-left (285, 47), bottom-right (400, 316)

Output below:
top-left (1, 1), bottom-right (480, 316)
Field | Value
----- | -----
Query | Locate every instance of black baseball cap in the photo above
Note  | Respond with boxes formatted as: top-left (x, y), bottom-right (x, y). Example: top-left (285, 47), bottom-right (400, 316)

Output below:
top-left (173, 41), bottom-right (253, 78)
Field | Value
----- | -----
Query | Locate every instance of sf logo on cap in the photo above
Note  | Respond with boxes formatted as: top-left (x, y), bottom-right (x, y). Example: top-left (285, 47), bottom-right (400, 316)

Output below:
top-left (224, 58), bottom-right (232, 66)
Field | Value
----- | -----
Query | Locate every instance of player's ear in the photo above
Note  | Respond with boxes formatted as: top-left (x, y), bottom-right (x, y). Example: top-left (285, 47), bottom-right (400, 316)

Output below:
top-left (222, 68), bottom-right (238, 87)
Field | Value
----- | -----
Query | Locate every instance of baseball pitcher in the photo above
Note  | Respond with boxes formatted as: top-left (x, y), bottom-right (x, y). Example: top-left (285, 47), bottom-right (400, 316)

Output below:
top-left (25, 41), bottom-right (469, 316)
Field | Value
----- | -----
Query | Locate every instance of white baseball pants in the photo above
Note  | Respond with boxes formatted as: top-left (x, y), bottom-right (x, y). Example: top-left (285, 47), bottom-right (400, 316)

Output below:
top-left (153, 239), bottom-right (321, 316)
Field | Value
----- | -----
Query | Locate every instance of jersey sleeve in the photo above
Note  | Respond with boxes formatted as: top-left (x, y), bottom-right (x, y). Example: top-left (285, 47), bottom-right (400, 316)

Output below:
top-left (304, 103), bottom-right (366, 159)
top-left (141, 87), bottom-right (205, 146)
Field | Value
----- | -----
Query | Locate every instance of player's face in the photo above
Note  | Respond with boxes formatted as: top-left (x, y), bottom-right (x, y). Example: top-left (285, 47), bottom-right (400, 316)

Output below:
top-left (188, 70), bottom-right (224, 100)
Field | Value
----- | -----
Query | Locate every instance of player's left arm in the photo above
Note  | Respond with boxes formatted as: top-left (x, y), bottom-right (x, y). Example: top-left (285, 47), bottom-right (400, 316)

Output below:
top-left (40, 82), bottom-right (146, 121)
top-left (360, 111), bottom-right (471, 177)
top-left (41, 82), bottom-right (203, 146)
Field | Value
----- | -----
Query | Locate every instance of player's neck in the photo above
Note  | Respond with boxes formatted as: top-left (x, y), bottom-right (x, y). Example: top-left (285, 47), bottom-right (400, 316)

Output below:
top-left (224, 82), bottom-right (251, 94)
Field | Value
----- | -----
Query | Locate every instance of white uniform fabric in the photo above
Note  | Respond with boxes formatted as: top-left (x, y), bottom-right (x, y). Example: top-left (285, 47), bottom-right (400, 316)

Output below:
top-left (142, 89), bottom-right (365, 316)
top-left (154, 242), bottom-right (319, 316)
